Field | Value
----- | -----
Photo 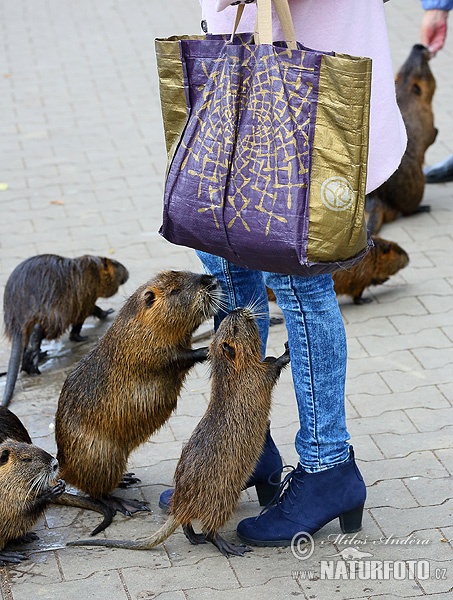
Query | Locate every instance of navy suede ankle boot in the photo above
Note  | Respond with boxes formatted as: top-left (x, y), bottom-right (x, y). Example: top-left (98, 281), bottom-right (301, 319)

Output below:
top-left (236, 447), bottom-right (366, 547)
top-left (159, 426), bottom-right (283, 512)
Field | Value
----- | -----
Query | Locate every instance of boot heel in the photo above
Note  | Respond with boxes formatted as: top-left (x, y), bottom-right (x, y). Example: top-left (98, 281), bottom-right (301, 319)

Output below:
top-left (255, 482), bottom-right (280, 506)
top-left (339, 505), bottom-right (364, 533)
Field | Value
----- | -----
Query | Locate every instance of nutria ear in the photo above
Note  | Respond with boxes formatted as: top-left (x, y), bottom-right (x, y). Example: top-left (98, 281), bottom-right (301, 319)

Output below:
top-left (144, 290), bottom-right (156, 307)
top-left (222, 342), bottom-right (236, 359)
top-left (0, 449), bottom-right (10, 466)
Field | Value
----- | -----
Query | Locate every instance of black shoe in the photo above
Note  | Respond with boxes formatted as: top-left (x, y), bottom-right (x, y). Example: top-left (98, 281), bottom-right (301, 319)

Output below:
top-left (424, 154), bottom-right (453, 183)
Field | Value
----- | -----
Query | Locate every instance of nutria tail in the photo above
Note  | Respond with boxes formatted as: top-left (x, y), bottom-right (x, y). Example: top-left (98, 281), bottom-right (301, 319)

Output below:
top-left (66, 516), bottom-right (179, 550)
top-left (53, 493), bottom-right (115, 535)
top-left (1, 332), bottom-right (23, 408)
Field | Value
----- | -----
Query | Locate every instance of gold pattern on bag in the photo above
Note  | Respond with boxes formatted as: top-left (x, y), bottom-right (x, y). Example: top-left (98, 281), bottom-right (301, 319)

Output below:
top-left (181, 48), bottom-right (313, 236)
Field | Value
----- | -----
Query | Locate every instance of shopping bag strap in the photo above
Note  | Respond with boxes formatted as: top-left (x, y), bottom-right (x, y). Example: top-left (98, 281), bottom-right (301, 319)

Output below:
top-left (230, 3), bottom-right (245, 41)
top-left (255, 0), bottom-right (297, 50)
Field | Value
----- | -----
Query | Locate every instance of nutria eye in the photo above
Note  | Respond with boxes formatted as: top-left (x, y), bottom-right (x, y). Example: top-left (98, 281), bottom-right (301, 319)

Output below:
top-left (0, 449), bottom-right (10, 465)
top-left (22, 457), bottom-right (32, 463)
top-left (170, 288), bottom-right (181, 296)
top-left (412, 83), bottom-right (422, 96)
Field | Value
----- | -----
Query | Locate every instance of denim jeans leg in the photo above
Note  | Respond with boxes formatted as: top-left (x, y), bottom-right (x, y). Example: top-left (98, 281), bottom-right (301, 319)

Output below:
top-left (196, 250), bottom-right (270, 355)
top-left (264, 272), bottom-right (350, 472)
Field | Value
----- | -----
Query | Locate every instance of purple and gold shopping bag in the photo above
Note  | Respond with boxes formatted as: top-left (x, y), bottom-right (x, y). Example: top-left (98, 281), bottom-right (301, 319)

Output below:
top-left (155, 0), bottom-right (372, 275)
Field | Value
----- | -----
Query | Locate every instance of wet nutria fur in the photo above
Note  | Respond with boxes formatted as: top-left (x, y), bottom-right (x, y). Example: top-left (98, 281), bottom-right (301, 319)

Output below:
top-left (0, 406), bottom-right (32, 444)
top-left (0, 407), bottom-right (65, 566)
top-left (366, 44), bottom-right (437, 235)
top-left (2, 253), bottom-right (129, 407)
top-left (55, 270), bottom-right (221, 534)
top-left (67, 307), bottom-right (290, 556)
top-left (332, 237), bottom-right (409, 304)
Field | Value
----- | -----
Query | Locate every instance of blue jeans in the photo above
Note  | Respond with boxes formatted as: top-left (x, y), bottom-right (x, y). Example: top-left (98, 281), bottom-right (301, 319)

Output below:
top-left (196, 250), bottom-right (351, 473)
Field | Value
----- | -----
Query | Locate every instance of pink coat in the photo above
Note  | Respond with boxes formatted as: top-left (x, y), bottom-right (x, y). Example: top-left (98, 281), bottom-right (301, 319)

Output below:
top-left (199, 0), bottom-right (407, 194)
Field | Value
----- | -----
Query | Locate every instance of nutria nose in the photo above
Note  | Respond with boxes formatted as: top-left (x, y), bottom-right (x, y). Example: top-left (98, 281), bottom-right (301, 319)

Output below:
top-left (51, 458), bottom-right (59, 473)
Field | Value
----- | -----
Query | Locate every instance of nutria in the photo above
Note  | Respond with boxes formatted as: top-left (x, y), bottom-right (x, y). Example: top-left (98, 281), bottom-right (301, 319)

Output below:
top-left (0, 407), bottom-right (65, 566)
top-left (67, 307), bottom-right (290, 557)
top-left (366, 44), bottom-right (437, 234)
top-left (55, 270), bottom-right (222, 534)
top-left (0, 406), bottom-right (114, 544)
top-left (2, 253), bottom-right (129, 407)
top-left (332, 237), bottom-right (409, 304)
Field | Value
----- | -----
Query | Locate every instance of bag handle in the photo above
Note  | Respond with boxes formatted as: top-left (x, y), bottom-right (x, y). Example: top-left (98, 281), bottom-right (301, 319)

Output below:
top-left (255, 0), bottom-right (297, 50)
top-left (230, 4), bottom-right (245, 41)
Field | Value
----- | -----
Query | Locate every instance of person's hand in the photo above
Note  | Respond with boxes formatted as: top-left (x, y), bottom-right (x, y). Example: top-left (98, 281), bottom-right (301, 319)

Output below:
top-left (421, 9), bottom-right (449, 56)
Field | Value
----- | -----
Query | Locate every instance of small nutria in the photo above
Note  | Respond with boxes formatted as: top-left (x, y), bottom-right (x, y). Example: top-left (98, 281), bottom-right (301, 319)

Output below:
top-left (67, 307), bottom-right (290, 557)
top-left (2, 253), bottom-right (129, 407)
top-left (0, 407), bottom-right (65, 566)
top-left (332, 237), bottom-right (409, 304)
top-left (55, 270), bottom-right (221, 534)
top-left (366, 44), bottom-right (437, 234)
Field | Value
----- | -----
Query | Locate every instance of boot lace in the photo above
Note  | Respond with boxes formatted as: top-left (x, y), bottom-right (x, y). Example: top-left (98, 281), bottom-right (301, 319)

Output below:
top-left (259, 465), bottom-right (305, 516)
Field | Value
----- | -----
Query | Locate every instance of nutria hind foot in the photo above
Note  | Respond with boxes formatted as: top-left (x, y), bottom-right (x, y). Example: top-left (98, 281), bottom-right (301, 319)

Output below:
top-left (413, 204), bottom-right (431, 214)
top-left (99, 494), bottom-right (150, 519)
top-left (205, 532), bottom-right (252, 557)
top-left (0, 550), bottom-right (28, 565)
top-left (87, 494), bottom-right (150, 536)
top-left (69, 325), bottom-right (88, 342)
top-left (117, 472), bottom-right (141, 488)
top-left (92, 306), bottom-right (114, 320)
top-left (183, 524), bottom-right (207, 545)
top-left (353, 295), bottom-right (373, 305)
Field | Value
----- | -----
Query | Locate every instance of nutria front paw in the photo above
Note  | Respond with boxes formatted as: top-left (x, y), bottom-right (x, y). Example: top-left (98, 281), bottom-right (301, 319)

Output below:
top-left (48, 479), bottom-right (66, 499)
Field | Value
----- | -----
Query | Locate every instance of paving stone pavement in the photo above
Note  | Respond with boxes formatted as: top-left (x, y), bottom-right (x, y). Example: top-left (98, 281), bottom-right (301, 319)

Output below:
top-left (0, 0), bottom-right (452, 598)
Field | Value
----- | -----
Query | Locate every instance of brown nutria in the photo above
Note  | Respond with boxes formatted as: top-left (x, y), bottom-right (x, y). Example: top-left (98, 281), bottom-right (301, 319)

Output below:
top-left (2, 253), bottom-right (129, 407)
top-left (55, 270), bottom-right (222, 535)
top-left (0, 406), bottom-right (65, 566)
top-left (332, 237), bottom-right (409, 304)
top-left (67, 307), bottom-right (290, 557)
top-left (366, 44), bottom-right (437, 235)
top-left (0, 406), bottom-right (113, 544)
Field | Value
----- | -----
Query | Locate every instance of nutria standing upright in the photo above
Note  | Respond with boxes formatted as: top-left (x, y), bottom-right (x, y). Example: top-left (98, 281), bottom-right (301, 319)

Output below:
top-left (366, 44), bottom-right (437, 234)
top-left (332, 237), bottom-right (409, 304)
top-left (0, 407), bottom-right (65, 566)
top-left (68, 307), bottom-right (290, 556)
top-left (2, 253), bottom-right (129, 407)
top-left (55, 270), bottom-right (221, 533)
